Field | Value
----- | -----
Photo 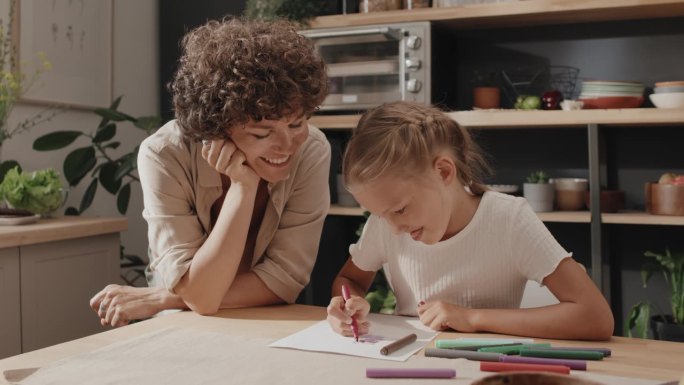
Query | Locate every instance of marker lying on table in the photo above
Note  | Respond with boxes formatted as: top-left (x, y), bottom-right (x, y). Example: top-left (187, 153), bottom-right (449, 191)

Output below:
top-left (440, 343), bottom-right (522, 351)
top-left (435, 338), bottom-right (533, 349)
top-left (341, 285), bottom-right (359, 342)
top-left (500, 355), bottom-right (587, 371)
top-left (380, 333), bottom-right (417, 355)
top-left (366, 368), bottom-right (456, 378)
top-left (532, 346), bottom-right (611, 357)
top-left (425, 348), bottom-right (502, 362)
top-left (521, 348), bottom-right (604, 361)
top-left (479, 343), bottom-right (551, 354)
top-left (481, 361), bottom-right (570, 375)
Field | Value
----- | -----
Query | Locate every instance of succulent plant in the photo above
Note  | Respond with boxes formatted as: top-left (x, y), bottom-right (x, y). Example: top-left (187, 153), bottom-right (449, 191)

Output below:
top-left (526, 170), bottom-right (549, 184)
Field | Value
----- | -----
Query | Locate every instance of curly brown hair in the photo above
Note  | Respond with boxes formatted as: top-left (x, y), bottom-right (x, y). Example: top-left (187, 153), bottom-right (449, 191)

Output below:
top-left (171, 17), bottom-right (328, 140)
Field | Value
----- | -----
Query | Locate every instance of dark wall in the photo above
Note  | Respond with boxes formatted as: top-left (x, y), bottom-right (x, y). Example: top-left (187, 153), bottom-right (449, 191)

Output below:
top-left (159, 1), bottom-right (248, 121)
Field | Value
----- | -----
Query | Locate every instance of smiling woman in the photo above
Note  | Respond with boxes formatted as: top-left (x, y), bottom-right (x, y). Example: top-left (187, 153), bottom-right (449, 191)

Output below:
top-left (89, 17), bottom-right (331, 327)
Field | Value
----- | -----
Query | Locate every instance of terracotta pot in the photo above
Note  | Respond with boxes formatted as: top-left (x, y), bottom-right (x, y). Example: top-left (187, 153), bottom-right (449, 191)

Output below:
top-left (645, 182), bottom-right (684, 216)
top-left (473, 87), bottom-right (500, 109)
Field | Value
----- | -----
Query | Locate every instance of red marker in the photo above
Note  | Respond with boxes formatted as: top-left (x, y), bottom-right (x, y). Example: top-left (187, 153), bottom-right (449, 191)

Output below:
top-left (341, 285), bottom-right (359, 342)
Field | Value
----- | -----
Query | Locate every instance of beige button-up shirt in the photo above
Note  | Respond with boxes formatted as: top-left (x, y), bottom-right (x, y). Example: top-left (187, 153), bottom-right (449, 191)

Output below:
top-left (137, 120), bottom-right (331, 303)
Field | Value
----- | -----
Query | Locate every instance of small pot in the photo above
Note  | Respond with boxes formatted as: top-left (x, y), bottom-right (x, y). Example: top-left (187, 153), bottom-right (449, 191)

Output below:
top-left (645, 182), bottom-right (684, 216)
top-left (523, 183), bottom-right (554, 212)
top-left (473, 87), bottom-right (501, 109)
top-left (650, 315), bottom-right (684, 342)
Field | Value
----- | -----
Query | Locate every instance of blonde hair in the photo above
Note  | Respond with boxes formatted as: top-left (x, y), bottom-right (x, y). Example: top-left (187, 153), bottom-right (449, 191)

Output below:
top-left (342, 101), bottom-right (490, 195)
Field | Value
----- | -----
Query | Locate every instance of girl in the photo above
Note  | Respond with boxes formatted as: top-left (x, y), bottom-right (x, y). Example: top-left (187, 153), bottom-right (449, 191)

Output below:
top-left (327, 101), bottom-right (614, 340)
top-left (90, 18), bottom-right (330, 327)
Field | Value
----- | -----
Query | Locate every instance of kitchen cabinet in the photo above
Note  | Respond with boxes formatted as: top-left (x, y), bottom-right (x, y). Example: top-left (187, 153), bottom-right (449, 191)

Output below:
top-left (0, 217), bottom-right (127, 358)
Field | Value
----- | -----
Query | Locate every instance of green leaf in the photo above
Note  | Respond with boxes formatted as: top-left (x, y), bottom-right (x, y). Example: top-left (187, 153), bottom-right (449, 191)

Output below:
top-left (114, 154), bottom-right (136, 181)
top-left (64, 206), bottom-right (80, 216)
top-left (0, 161), bottom-right (21, 181)
top-left (94, 108), bottom-right (135, 122)
top-left (93, 123), bottom-right (116, 143)
top-left (99, 162), bottom-right (122, 194)
top-left (117, 183), bottom-right (131, 214)
top-left (134, 116), bottom-right (161, 133)
top-left (63, 147), bottom-right (96, 186)
top-left (110, 95), bottom-right (123, 110)
top-left (102, 142), bottom-right (121, 150)
top-left (79, 178), bottom-right (98, 213)
top-left (33, 131), bottom-right (82, 151)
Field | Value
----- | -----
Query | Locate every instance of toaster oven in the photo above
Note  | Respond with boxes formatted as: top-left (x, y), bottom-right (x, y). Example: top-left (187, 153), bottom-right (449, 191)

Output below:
top-left (301, 22), bottom-right (432, 111)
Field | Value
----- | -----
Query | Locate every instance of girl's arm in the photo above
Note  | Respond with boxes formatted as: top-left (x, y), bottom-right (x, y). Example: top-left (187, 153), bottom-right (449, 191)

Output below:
top-left (333, 257), bottom-right (377, 298)
top-left (423, 258), bottom-right (614, 340)
top-left (328, 257), bottom-right (376, 336)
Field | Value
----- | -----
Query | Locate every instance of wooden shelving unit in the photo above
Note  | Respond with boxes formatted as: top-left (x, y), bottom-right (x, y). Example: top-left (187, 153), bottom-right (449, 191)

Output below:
top-left (310, 0), bottom-right (684, 30)
top-left (311, 109), bottom-right (684, 130)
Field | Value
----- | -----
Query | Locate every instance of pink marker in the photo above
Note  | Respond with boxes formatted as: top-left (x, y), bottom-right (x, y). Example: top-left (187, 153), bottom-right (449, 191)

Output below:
top-left (341, 285), bottom-right (359, 342)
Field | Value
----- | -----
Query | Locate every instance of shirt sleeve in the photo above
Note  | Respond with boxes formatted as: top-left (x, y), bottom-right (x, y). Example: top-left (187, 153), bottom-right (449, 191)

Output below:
top-left (349, 214), bottom-right (388, 272)
top-left (252, 132), bottom-right (331, 303)
top-left (510, 198), bottom-right (572, 285)
top-left (138, 138), bottom-right (205, 290)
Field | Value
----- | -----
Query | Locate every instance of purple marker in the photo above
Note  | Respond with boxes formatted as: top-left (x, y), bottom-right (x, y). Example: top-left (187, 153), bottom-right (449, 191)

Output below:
top-left (500, 355), bottom-right (587, 371)
top-left (366, 368), bottom-right (456, 378)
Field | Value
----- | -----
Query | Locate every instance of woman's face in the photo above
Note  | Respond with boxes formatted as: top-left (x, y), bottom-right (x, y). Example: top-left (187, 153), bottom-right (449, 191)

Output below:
top-left (228, 116), bottom-right (308, 183)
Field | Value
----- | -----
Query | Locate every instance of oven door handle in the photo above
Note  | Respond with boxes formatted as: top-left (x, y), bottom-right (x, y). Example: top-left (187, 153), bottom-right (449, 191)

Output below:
top-left (302, 27), bottom-right (402, 40)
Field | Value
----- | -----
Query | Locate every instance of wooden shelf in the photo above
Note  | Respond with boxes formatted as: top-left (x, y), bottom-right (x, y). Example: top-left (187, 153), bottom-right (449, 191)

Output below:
top-left (328, 205), bottom-right (684, 225)
top-left (311, 109), bottom-right (684, 131)
top-left (310, 0), bottom-right (684, 30)
top-left (449, 108), bottom-right (684, 129)
top-left (329, 205), bottom-right (365, 216)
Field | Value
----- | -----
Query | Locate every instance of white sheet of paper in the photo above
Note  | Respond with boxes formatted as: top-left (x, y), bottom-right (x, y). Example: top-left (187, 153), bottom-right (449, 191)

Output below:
top-left (269, 313), bottom-right (437, 361)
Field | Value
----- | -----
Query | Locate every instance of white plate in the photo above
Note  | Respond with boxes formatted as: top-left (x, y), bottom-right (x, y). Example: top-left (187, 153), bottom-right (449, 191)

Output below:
top-left (487, 184), bottom-right (519, 193)
top-left (0, 214), bottom-right (40, 226)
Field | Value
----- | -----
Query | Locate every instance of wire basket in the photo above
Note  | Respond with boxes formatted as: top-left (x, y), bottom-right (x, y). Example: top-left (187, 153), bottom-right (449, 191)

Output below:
top-left (500, 65), bottom-right (579, 106)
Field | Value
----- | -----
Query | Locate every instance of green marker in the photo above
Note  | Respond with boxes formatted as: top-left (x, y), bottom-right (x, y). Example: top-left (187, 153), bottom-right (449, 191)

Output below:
top-left (521, 348), bottom-right (604, 361)
top-left (479, 343), bottom-right (552, 355)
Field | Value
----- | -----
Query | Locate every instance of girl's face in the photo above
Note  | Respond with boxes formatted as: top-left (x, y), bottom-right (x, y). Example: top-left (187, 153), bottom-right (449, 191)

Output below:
top-left (352, 171), bottom-right (456, 245)
top-left (228, 116), bottom-right (308, 183)
top-left (352, 156), bottom-right (478, 244)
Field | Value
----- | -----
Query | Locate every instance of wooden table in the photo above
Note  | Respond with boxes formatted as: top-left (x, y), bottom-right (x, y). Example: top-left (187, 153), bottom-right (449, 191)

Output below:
top-left (0, 305), bottom-right (682, 384)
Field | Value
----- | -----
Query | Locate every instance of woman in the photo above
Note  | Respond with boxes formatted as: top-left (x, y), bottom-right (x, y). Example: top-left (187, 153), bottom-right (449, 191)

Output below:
top-left (90, 17), bottom-right (330, 327)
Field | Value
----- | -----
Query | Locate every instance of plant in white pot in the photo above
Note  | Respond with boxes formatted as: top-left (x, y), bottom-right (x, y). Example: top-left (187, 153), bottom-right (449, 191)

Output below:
top-left (523, 171), bottom-right (554, 212)
top-left (625, 248), bottom-right (684, 342)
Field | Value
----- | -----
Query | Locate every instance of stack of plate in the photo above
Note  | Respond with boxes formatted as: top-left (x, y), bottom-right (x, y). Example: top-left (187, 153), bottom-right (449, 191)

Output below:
top-left (650, 81), bottom-right (684, 109)
top-left (578, 80), bottom-right (645, 109)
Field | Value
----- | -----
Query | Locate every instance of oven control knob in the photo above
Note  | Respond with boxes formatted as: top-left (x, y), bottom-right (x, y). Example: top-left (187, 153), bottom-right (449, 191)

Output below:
top-left (406, 78), bottom-right (422, 93)
top-left (405, 35), bottom-right (422, 49)
top-left (405, 57), bottom-right (422, 71)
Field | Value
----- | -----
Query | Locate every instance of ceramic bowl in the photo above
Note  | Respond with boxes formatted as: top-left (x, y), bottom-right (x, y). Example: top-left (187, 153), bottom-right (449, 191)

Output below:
top-left (649, 92), bottom-right (684, 109)
top-left (551, 178), bottom-right (588, 191)
top-left (579, 96), bottom-right (644, 109)
top-left (654, 85), bottom-right (684, 94)
top-left (560, 100), bottom-right (584, 110)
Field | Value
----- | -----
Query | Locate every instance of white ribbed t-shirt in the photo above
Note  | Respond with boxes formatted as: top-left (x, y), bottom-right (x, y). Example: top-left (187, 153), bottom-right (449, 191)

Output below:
top-left (350, 191), bottom-right (571, 316)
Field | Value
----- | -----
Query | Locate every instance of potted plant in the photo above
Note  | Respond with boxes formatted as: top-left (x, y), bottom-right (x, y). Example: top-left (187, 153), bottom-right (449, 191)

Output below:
top-left (625, 248), bottom-right (684, 342)
top-left (523, 171), bottom-right (554, 212)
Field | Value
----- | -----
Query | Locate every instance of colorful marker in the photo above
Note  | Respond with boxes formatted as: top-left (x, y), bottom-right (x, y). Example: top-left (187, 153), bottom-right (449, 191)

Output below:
top-left (366, 368), bottom-right (456, 378)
